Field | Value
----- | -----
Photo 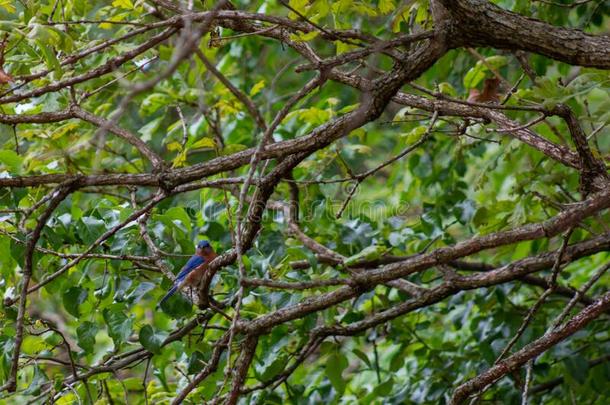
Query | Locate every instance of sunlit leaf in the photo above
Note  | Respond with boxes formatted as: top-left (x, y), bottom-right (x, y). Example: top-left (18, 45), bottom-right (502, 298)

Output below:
top-left (0, 150), bottom-right (22, 174)
top-left (249, 80), bottom-right (266, 97)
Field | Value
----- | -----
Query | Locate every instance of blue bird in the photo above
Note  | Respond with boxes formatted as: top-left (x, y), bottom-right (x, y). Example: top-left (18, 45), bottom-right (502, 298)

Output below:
top-left (159, 240), bottom-right (216, 305)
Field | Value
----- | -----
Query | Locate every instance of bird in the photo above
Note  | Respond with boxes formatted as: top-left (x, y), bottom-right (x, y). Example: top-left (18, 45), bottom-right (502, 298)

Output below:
top-left (159, 240), bottom-right (217, 305)
top-left (467, 77), bottom-right (501, 103)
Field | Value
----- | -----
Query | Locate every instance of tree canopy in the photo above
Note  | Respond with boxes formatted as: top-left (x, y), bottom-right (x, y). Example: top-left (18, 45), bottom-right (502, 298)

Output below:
top-left (0, 0), bottom-right (609, 404)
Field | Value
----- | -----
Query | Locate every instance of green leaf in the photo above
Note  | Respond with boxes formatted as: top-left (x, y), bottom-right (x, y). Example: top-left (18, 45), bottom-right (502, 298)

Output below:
top-left (344, 245), bottom-right (386, 266)
top-left (22, 366), bottom-right (48, 396)
top-left (336, 40), bottom-right (356, 55)
top-left (159, 293), bottom-right (193, 318)
top-left (438, 82), bottom-right (457, 97)
top-left (352, 348), bottom-right (372, 368)
top-left (289, 31), bottom-right (319, 42)
top-left (112, 0), bottom-right (134, 9)
top-left (249, 79), bottom-right (266, 97)
top-left (325, 352), bottom-right (348, 394)
top-left (43, 331), bottom-right (62, 347)
top-left (288, 0), bottom-right (309, 19)
top-left (373, 377), bottom-right (394, 396)
top-left (0, 150), bottom-right (23, 174)
top-left (62, 286), bottom-right (88, 318)
top-left (28, 32), bottom-right (63, 80)
top-left (220, 144), bottom-right (247, 155)
top-left (103, 305), bottom-right (133, 346)
top-left (28, 24), bottom-right (61, 46)
top-left (172, 150), bottom-right (187, 168)
top-left (138, 325), bottom-right (166, 355)
top-left (187, 350), bottom-right (210, 374)
top-left (564, 355), bottom-right (589, 384)
top-left (161, 207), bottom-right (192, 233)
top-left (99, 14), bottom-right (127, 30)
top-left (10, 238), bottom-right (25, 269)
top-left (94, 277), bottom-right (113, 300)
top-left (0, 237), bottom-right (14, 278)
top-left (0, 20), bottom-right (20, 31)
top-left (0, 0), bottom-right (16, 13)
top-left (126, 282), bottom-right (155, 303)
top-left (532, 76), bottom-right (570, 109)
top-left (472, 206), bottom-right (490, 227)
top-left (113, 275), bottom-right (133, 302)
top-left (389, 350), bottom-right (404, 371)
top-left (76, 321), bottom-right (98, 353)
top-left (191, 137), bottom-right (216, 149)
top-left (463, 56), bottom-right (507, 89)
top-left (352, 2), bottom-right (377, 16)
top-left (140, 93), bottom-right (171, 116)
top-left (379, 0), bottom-right (396, 14)
top-left (402, 125), bottom-right (428, 144)
top-left (77, 216), bottom-right (106, 245)
top-left (391, 4), bottom-right (410, 32)
top-left (138, 117), bottom-right (163, 142)
top-left (260, 353), bottom-right (289, 380)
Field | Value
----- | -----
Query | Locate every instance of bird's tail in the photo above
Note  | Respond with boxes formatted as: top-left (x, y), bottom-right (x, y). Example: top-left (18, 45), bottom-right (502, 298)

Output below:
top-left (159, 285), bottom-right (178, 306)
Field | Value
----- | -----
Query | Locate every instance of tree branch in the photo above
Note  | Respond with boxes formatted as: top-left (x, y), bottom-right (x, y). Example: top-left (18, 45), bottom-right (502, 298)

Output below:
top-left (439, 0), bottom-right (610, 68)
top-left (72, 106), bottom-right (165, 170)
top-left (450, 290), bottom-right (610, 404)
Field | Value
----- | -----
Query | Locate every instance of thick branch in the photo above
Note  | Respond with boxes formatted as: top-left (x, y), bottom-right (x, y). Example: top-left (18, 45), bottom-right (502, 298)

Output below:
top-left (316, 233), bottom-right (610, 340)
top-left (439, 0), bottom-right (610, 68)
top-left (450, 290), bottom-right (610, 404)
top-left (237, 189), bottom-right (610, 334)
top-left (211, 15), bottom-right (583, 170)
top-left (0, 109), bottom-right (74, 124)
top-left (227, 335), bottom-right (258, 405)
top-left (551, 103), bottom-right (608, 194)
top-left (4, 182), bottom-right (75, 392)
top-left (246, 233), bottom-right (610, 393)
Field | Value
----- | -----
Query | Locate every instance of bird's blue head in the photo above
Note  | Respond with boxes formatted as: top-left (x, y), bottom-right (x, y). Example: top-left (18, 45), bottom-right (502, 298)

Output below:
top-left (196, 240), bottom-right (214, 256)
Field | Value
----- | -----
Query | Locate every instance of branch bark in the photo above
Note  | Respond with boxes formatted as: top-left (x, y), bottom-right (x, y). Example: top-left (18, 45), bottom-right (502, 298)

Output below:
top-left (450, 290), bottom-right (610, 404)
top-left (438, 0), bottom-right (610, 68)
top-left (4, 182), bottom-right (76, 392)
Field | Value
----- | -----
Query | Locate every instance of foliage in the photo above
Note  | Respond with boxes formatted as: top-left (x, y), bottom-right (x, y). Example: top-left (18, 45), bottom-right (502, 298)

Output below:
top-left (0, 0), bottom-right (609, 404)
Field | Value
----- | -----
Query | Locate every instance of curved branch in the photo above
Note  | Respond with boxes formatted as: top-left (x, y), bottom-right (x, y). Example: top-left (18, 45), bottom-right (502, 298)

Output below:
top-left (314, 233), bottom-right (610, 339)
top-left (210, 14), bottom-right (583, 170)
top-left (195, 49), bottom-right (267, 131)
top-left (0, 27), bottom-right (178, 105)
top-left (439, 0), bottom-right (610, 68)
top-left (4, 182), bottom-right (76, 392)
top-left (237, 189), bottom-right (610, 334)
top-left (72, 105), bottom-right (165, 170)
top-left (450, 290), bottom-right (610, 404)
top-left (241, 233), bottom-right (610, 395)
top-left (227, 335), bottom-right (258, 405)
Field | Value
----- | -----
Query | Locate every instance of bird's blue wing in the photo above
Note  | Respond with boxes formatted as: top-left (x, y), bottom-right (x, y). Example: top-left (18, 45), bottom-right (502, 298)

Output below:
top-left (175, 255), bottom-right (205, 283)
top-left (159, 285), bottom-right (178, 305)
top-left (159, 255), bottom-right (206, 306)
